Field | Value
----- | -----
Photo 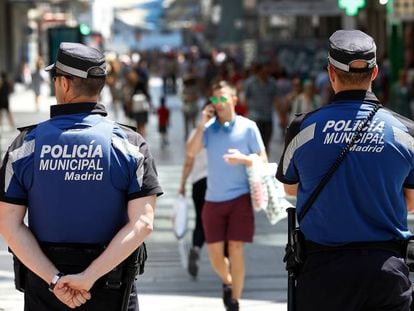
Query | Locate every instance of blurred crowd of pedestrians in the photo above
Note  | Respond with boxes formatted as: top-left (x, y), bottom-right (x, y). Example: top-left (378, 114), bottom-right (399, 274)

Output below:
top-left (10, 45), bottom-right (414, 146)
top-left (101, 46), bottom-right (414, 150)
top-left (101, 46), bottom-right (334, 146)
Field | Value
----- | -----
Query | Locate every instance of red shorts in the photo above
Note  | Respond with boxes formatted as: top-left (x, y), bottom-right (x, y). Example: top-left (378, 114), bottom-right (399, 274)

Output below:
top-left (202, 193), bottom-right (254, 243)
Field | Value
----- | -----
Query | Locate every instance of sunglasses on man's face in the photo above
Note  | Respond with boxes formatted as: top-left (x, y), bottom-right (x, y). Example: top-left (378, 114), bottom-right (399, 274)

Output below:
top-left (209, 96), bottom-right (228, 105)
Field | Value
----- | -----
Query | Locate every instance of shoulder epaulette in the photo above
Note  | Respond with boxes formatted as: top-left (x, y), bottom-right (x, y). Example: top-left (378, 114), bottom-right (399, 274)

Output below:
top-left (17, 124), bottom-right (38, 133)
top-left (116, 122), bottom-right (137, 132)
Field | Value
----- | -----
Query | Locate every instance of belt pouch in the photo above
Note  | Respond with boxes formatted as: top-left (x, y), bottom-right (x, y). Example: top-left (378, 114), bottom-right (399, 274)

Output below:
top-left (284, 228), bottom-right (306, 273)
top-left (136, 243), bottom-right (148, 275)
top-left (12, 253), bottom-right (27, 292)
top-left (292, 228), bottom-right (306, 265)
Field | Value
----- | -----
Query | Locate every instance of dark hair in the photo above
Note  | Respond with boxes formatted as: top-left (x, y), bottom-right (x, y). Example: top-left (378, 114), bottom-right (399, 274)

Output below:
top-left (332, 66), bottom-right (374, 86)
top-left (58, 68), bottom-right (105, 96)
top-left (160, 96), bottom-right (166, 106)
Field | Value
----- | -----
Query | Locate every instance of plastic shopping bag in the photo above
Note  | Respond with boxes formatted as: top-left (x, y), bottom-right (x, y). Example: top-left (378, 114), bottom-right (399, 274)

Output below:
top-left (262, 163), bottom-right (293, 225)
top-left (171, 194), bottom-right (188, 240)
top-left (247, 156), bottom-right (293, 225)
top-left (246, 155), bottom-right (269, 211)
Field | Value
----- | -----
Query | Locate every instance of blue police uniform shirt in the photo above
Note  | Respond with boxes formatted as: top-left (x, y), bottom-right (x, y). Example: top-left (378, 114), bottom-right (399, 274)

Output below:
top-left (0, 103), bottom-right (162, 245)
top-left (203, 115), bottom-right (264, 202)
top-left (277, 91), bottom-right (414, 246)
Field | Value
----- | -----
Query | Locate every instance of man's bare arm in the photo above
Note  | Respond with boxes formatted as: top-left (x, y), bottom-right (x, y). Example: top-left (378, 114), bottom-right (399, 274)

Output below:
top-left (284, 183), bottom-right (298, 196)
top-left (0, 202), bottom-right (59, 284)
top-left (0, 202), bottom-right (91, 307)
top-left (187, 104), bottom-right (215, 157)
top-left (258, 149), bottom-right (268, 163)
top-left (179, 153), bottom-right (195, 195)
top-left (404, 188), bottom-right (414, 213)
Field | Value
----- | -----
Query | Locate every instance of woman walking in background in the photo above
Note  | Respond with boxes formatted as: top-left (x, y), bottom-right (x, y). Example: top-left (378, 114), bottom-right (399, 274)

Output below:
top-left (179, 129), bottom-right (208, 278)
top-left (32, 57), bottom-right (46, 112)
top-left (0, 72), bottom-right (15, 130)
top-left (288, 79), bottom-right (320, 123)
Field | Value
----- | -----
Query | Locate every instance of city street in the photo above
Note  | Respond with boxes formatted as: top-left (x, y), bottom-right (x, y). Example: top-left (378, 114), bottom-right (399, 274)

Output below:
top-left (2, 78), bottom-right (414, 311)
top-left (0, 1), bottom-right (413, 311)
top-left (0, 78), bottom-right (288, 311)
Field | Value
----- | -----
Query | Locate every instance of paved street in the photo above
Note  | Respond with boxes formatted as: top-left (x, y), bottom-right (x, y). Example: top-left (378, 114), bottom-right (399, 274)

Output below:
top-left (0, 78), bottom-right (288, 311)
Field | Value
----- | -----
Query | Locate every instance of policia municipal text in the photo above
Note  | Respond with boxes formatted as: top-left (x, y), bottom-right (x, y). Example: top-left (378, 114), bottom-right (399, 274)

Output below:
top-left (0, 43), bottom-right (163, 310)
top-left (277, 30), bottom-right (414, 310)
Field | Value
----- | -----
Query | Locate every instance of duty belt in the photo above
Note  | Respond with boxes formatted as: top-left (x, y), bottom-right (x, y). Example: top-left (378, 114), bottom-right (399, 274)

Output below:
top-left (39, 242), bottom-right (142, 290)
top-left (304, 240), bottom-right (406, 256)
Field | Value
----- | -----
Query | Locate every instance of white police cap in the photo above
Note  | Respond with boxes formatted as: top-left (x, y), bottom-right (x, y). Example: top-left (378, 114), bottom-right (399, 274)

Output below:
top-left (45, 42), bottom-right (106, 78)
top-left (328, 30), bottom-right (376, 73)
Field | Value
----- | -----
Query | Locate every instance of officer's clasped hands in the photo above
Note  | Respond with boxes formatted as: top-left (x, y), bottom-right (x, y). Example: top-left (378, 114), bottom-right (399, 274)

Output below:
top-left (54, 279), bottom-right (91, 309)
top-left (54, 272), bottom-right (95, 308)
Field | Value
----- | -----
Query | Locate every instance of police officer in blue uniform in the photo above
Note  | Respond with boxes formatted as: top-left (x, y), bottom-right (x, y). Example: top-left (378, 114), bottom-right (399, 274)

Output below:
top-left (277, 30), bottom-right (414, 310)
top-left (0, 42), bottom-right (162, 310)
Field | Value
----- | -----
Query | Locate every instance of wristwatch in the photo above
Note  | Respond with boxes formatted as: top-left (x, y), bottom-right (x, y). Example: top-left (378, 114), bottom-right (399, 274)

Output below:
top-left (48, 272), bottom-right (64, 292)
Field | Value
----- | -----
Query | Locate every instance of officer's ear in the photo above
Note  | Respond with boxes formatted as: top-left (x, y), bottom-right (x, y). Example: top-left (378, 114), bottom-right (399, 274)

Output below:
top-left (371, 65), bottom-right (378, 82)
top-left (61, 76), bottom-right (72, 93)
top-left (327, 64), bottom-right (336, 84)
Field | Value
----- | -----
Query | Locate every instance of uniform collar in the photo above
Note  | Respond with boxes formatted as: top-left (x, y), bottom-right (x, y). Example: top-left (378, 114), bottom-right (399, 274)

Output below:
top-left (50, 102), bottom-right (108, 118)
top-left (211, 117), bottom-right (236, 132)
top-left (332, 90), bottom-right (380, 105)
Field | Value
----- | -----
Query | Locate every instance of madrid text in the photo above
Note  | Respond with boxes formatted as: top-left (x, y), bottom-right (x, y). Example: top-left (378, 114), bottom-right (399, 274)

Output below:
top-left (39, 143), bottom-right (104, 181)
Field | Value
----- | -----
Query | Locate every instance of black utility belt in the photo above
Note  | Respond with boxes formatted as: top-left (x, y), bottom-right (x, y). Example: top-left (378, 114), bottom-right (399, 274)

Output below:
top-left (41, 243), bottom-right (123, 289)
top-left (40, 242), bottom-right (106, 272)
top-left (40, 242), bottom-right (146, 288)
top-left (305, 240), bottom-right (405, 256)
top-left (10, 242), bottom-right (147, 292)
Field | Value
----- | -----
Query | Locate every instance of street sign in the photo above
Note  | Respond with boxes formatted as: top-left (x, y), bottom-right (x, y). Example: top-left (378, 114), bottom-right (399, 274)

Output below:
top-left (258, 1), bottom-right (342, 16)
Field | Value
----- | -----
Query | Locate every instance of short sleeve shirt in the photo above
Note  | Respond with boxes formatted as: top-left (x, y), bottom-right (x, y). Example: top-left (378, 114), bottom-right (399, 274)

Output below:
top-left (203, 115), bottom-right (264, 202)
top-left (276, 91), bottom-right (414, 245)
top-left (0, 103), bottom-right (163, 244)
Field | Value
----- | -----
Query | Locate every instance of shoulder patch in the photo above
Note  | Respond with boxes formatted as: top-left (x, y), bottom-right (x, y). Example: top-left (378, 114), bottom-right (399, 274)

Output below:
top-left (17, 124), bottom-right (38, 133)
top-left (114, 122), bottom-right (145, 148)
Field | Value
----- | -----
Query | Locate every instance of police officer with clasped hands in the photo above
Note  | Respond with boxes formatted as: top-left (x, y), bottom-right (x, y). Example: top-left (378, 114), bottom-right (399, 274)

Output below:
top-left (277, 30), bottom-right (414, 310)
top-left (0, 42), bottom-right (162, 310)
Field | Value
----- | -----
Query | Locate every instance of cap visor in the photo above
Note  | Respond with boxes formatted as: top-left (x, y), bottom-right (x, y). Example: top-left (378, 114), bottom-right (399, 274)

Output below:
top-left (44, 63), bottom-right (55, 72)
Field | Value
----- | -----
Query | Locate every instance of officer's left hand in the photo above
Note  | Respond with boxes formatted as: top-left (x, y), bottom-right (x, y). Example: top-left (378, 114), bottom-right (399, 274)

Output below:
top-left (54, 282), bottom-right (91, 308)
